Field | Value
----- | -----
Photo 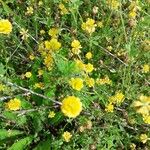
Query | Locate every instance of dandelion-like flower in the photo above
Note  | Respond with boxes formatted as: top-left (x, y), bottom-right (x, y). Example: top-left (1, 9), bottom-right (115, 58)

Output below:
top-left (0, 19), bottom-right (12, 35)
top-left (69, 78), bottom-right (83, 91)
top-left (61, 96), bottom-right (82, 118)
top-left (62, 131), bottom-right (72, 142)
top-left (5, 98), bottom-right (21, 111)
top-left (71, 40), bottom-right (82, 55)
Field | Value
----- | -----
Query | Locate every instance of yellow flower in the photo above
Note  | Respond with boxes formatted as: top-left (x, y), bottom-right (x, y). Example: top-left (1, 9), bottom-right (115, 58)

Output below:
top-left (0, 19), bottom-right (12, 35)
top-left (38, 1), bottom-right (43, 6)
top-left (38, 69), bottom-right (44, 76)
top-left (86, 52), bottom-right (92, 59)
top-left (29, 54), bottom-right (35, 60)
top-left (5, 98), bottom-right (21, 111)
top-left (40, 30), bottom-right (45, 35)
top-left (81, 18), bottom-right (96, 34)
top-left (26, 6), bottom-right (34, 15)
top-left (105, 103), bottom-right (114, 112)
top-left (48, 28), bottom-right (59, 38)
top-left (142, 64), bottom-right (149, 73)
top-left (34, 82), bottom-right (44, 89)
top-left (61, 96), bottom-right (82, 118)
top-left (45, 38), bottom-right (61, 52)
top-left (20, 28), bottom-right (29, 40)
top-left (132, 95), bottom-right (150, 115)
top-left (143, 115), bottom-right (150, 124)
top-left (97, 21), bottom-right (103, 28)
top-left (44, 54), bottom-right (54, 70)
top-left (75, 59), bottom-right (85, 71)
top-left (62, 131), bottom-right (72, 142)
top-left (107, 0), bottom-right (120, 10)
top-left (129, 10), bottom-right (137, 19)
top-left (130, 143), bottom-right (136, 150)
top-left (71, 40), bottom-right (82, 55)
top-left (140, 134), bottom-right (149, 144)
top-left (0, 83), bottom-right (5, 92)
top-left (48, 111), bottom-right (55, 118)
top-left (85, 63), bottom-right (94, 73)
top-left (69, 78), bottom-right (83, 91)
top-left (85, 77), bottom-right (95, 87)
top-left (59, 3), bottom-right (69, 15)
top-left (114, 91), bottom-right (125, 104)
top-left (25, 72), bottom-right (32, 78)
top-left (96, 76), bottom-right (112, 85)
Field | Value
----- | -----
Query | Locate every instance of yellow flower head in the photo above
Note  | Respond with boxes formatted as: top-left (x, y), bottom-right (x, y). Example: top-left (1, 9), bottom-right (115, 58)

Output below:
top-left (85, 63), bottom-right (94, 73)
top-left (71, 40), bottom-right (82, 55)
top-left (44, 54), bottom-right (54, 70)
top-left (38, 69), bottom-right (44, 76)
top-left (142, 64), bottom-right (149, 73)
top-left (26, 6), bottom-right (34, 15)
top-left (0, 19), bottom-right (12, 35)
top-left (107, 0), bottom-right (120, 10)
top-left (48, 111), bottom-right (55, 118)
top-left (29, 54), bottom-right (35, 60)
top-left (61, 96), bottom-right (82, 118)
top-left (25, 72), bottom-right (32, 78)
top-left (114, 91), bottom-right (125, 104)
top-left (143, 115), bottom-right (150, 124)
top-left (75, 59), bottom-right (85, 71)
top-left (81, 18), bottom-right (96, 34)
top-left (69, 78), bottom-right (83, 91)
top-left (45, 38), bottom-right (61, 52)
top-left (0, 83), bottom-right (5, 92)
top-left (62, 131), bottom-right (72, 142)
top-left (86, 52), bottom-right (92, 59)
top-left (59, 3), bottom-right (69, 15)
top-left (85, 77), bottom-right (95, 87)
top-left (34, 82), bottom-right (44, 89)
top-left (105, 103), bottom-right (114, 112)
top-left (5, 98), bottom-right (21, 111)
top-left (48, 28), bottom-right (59, 38)
top-left (132, 95), bottom-right (150, 115)
top-left (140, 134), bottom-right (149, 144)
top-left (20, 28), bottom-right (29, 40)
top-left (96, 76), bottom-right (112, 85)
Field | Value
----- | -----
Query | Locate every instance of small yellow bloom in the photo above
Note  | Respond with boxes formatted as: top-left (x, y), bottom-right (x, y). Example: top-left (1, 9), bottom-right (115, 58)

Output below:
top-left (107, 0), bottom-right (120, 10)
top-left (62, 131), bottom-right (72, 142)
top-left (25, 72), bottom-right (32, 78)
top-left (26, 6), bottom-right (34, 15)
top-left (85, 63), bottom-right (94, 73)
top-left (71, 40), bottom-right (82, 55)
top-left (75, 59), bottom-right (85, 71)
top-left (143, 115), bottom-right (150, 124)
top-left (38, 69), bottom-right (44, 76)
top-left (140, 134), bottom-right (149, 144)
top-left (130, 143), bottom-right (136, 150)
top-left (81, 18), bottom-right (96, 34)
top-left (48, 111), bottom-right (55, 118)
top-left (96, 76), bottom-right (112, 85)
top-left (5, 98), bottom-right (21, 111)
top-left (38, 1), bottom-right (43, 6)
top-left (34, 82), bottom-right (44, 89)
top-left (142, 64), bottom-right (149, 73)
top-left (20, 28), bottom-right (29, 40)
top-left (45, 38), bottom-right (61, 52)
top-left (132, 95), bottom-right (150, 115)
top-left (40, 30), bottom-right (45, 35)
top-left (69, 78), bottom-right (83, 91)
top-left (86, 52), bottom-right (92, 59)
top-left (85, 77), bottom-right (95, 87)
top-left (115, 91), bottom-right (125, 104)
top-left (48, 28), bottom-right (59, 38)
top-left (0, 19), bottom-right (12, 35)
top-left (59, 3), bottom-right (68, 15)
top-left (44, 55), bottom-right (54, 70)
top-left (29, 54), bottom-right (35, 60)
top-left (0, 83), bottom-right (5, 92)
top-left (105, 103), bottom-right (114, 112)
top-left (129, 10), bottom-right (137, 19)
top-left (61, 96), bottom-right (82, 118)
top-left (97, 21), bottom-right (103, 28)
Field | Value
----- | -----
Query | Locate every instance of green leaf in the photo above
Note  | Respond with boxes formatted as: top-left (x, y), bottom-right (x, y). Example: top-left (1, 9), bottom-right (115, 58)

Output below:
top-left (0, 0), bottom-right (13, 15)
top-left (0, 129), bottom-right (23, 140)
top-left (8, 136), bottom-right (33, 150)
top-left (0, 63), bottom-right (5, 76)
top-left (33, 139), bottom-right (51, 150)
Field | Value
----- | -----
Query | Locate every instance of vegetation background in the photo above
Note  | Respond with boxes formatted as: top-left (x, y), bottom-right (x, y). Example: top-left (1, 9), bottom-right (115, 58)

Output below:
top-left (0, 0), bottom-right (150, 150)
